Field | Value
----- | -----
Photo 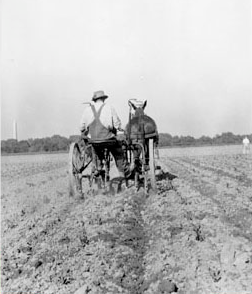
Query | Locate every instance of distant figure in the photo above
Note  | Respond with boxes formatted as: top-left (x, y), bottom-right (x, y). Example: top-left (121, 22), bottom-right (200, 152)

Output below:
top-left (242, 136), bottom-right (250, 154)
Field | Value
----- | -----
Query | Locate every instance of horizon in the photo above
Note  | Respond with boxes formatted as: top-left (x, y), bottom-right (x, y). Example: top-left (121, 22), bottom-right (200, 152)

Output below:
top-left (1, 0), bottom-right (251, 140)
top-left (1, 130), bottom-right (252, 142)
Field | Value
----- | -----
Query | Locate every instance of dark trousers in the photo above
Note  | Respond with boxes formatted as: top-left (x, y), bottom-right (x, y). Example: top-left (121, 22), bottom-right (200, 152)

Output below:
top-left (93, 140), bottom-right (126, 173)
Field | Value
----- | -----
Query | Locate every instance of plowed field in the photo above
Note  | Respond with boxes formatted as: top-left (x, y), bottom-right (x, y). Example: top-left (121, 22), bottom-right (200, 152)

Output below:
top-left (1, 145), bottom-right (252, 294)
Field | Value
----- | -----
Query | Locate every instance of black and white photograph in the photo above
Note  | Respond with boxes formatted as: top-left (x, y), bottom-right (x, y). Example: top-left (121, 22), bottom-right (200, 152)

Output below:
top-left (1, 0), bottom-right (252, 293)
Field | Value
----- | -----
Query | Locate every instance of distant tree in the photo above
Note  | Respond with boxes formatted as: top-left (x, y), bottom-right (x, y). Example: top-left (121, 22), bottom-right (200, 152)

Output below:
top-left (197, 135), bottom-right (212, 145)
top-left (51, 135), bottom-right (69, 151)
top-left (1, 140), bottom-right (11, 153)
top-left (18, 140), bottom-right (30, 153)
top-left (213, 132), bottom-right (237, 145)
top-left (69, 135), bottom-right (81, 143)
top-left (181, 136), bottom-right (195, 146)
top-left (173, 136), bottom-right (182, 146)
top-left (2, 139), bottom-right (19, 153)
top-left (213, 134), bottom-right (222, 145)
top-left (158, 133), bottom-right (173, 147)
top-left (29, 138), bottom-right (43, 152)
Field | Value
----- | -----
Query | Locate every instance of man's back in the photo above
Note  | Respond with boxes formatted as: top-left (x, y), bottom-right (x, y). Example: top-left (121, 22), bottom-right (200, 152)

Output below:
top-left (80, 100), bottom-right (121, 140)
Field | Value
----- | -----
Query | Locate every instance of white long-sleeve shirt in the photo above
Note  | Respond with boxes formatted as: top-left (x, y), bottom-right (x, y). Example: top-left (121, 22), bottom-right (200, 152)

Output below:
top-left (243, 137), bottom-right (250, 146)
top-left (79, 100), bottom-right (121, 133)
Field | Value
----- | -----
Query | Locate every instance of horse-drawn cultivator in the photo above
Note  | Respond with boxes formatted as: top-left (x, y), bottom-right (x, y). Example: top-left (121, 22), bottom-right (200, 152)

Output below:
top-left (68, 99), bottom-right (159, 196)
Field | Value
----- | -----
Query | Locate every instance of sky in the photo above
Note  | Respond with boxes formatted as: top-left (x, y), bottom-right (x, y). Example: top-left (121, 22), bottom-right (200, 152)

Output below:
top-left (1, 0), bottom-right (252, 140)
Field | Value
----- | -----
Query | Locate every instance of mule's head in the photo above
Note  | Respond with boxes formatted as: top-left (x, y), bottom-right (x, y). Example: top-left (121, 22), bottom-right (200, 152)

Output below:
top-left (129, 100), bottom-right (147, 117)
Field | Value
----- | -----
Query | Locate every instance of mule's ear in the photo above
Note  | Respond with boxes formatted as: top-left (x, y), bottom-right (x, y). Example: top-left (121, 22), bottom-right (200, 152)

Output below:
top-left (129, 100), bottom-right (136, 110)
top-left (143, 100), bottom-right (147, 110)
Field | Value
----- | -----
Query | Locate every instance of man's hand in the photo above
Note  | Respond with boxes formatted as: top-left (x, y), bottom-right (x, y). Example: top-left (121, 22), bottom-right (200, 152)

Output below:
top-left (81, 130), bottom-right (89, 143)
top-left (108, 126), bottom-right (117, 135)
top-left (117, 128), bottom-right (125, 136)
top-left (81, 129), bottom-right (88, 137)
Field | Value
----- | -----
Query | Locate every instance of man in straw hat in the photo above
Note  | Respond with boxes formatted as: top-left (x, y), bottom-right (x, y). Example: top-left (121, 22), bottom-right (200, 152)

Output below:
top-left (80, 90), bottom-right (133, 178)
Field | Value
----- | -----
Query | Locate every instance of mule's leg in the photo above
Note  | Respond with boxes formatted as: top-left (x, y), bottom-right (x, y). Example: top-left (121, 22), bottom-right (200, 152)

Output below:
top-left (134, 171), bottom-right (139, 190)
top-left (149, 138), bottom-right (156, 191)
top-left (133, 145), bottom-right (142, 190)
top-left (144, 139), bottom-right (150, 171)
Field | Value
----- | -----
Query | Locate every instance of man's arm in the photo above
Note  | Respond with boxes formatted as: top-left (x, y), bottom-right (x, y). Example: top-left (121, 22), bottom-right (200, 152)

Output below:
top-left (79, 113), bottom-right (87, 132)
top-left (79, 106), bottom-right (93, 132)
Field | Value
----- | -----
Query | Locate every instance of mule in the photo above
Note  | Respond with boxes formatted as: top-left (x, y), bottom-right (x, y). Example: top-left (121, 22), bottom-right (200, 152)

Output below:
top-left (125, 100), bottom-right (159, 189)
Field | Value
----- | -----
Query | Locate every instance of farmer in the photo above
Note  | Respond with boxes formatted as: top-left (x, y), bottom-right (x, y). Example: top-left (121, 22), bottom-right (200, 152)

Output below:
top-left (242, 136), bottom-right (250, 154)
top-left (79, 90), bottom-right (133, 178)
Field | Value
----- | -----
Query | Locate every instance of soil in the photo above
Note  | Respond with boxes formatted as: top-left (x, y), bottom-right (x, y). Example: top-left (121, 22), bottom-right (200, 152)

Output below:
top-left (1, 147), bottom-right (252, 294)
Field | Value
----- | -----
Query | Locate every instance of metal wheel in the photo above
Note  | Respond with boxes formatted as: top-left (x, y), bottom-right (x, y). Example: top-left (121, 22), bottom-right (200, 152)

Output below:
top-left (68, 142), bottom-right (83, 197)
top-left (149, 138), bottom-right (156, 191)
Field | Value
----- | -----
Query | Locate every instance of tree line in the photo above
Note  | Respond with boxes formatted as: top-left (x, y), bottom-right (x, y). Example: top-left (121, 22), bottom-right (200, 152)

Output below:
top-left (1, 135), bottom-right (79, 154)
top-left (158, 132), bottom-right (251, 147)
top-left (1, 132), bottom-right (251, 154)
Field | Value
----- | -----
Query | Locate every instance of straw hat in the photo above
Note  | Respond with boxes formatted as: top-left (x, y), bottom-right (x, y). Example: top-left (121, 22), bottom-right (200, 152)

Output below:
top-left (92, 90), bottom-right (108, 101)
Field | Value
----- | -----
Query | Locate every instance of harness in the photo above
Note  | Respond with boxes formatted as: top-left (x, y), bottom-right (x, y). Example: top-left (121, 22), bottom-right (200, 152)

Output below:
top-left (88, 103), bottom-right (115, 142)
